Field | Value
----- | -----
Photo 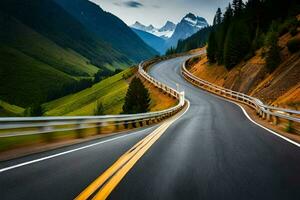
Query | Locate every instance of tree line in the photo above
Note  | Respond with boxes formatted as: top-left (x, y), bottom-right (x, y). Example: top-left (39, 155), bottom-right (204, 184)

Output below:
top-left (207, 0), bottom-right (300, 70)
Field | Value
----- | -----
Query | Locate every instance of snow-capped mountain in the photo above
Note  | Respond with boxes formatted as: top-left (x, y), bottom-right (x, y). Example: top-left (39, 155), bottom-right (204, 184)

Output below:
top-left (165, 13), bottom-right (208, 48)
top-left (131, 21), bottom-right (176, 39)
top-left (131, 13), bottom-right (208, 54)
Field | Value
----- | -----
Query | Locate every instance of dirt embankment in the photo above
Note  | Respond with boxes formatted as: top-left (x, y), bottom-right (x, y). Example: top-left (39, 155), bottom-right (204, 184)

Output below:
top-left (189, 31), bottom-right (300, 110)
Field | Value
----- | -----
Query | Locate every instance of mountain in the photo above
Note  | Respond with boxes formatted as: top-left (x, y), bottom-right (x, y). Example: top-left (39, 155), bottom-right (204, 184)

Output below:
top-left (171, 26), bottom-right (212, 54)
top-left (54, 0), bottom-right (158, 62)
top-left (0, 0), bottom-right (133, 107)
top-left (132, 22), bottom-right (156, 33)
top-left (131, 21), bottom-right (176, 39)
top-left (131, 28), bottom-right (166, 54)
top-left (165, 13), bottom-right (208, 48)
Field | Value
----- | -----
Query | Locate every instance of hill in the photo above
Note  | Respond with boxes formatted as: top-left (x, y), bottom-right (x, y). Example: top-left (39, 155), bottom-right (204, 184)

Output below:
top-left (188, 23), bottom-right (300, 110)
top-left (0, 0), bottom-right (133, 107)
top-left (54, 0), bottom-right (158, 62)
top-left (131, 28), bottom-right (166, 54)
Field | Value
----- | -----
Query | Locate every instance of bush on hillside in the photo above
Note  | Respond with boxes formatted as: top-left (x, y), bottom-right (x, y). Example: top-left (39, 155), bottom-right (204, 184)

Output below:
top-left (287, 38), bottom-right (300, 53)
top-left (94, 100), bottom-right (105, 115)
top-left (266, 41), bottom-right (281, 72)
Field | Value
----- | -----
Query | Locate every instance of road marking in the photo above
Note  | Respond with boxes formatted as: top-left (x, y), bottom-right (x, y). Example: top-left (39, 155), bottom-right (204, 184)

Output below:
top-left (236, 103), bottom-right (300, 147)
top-left (0, 127), bottom-right (156, 173)
top-left (75, 101), bottom-right (190, 200)
top-left (190, 84), bottom-right (300, 147)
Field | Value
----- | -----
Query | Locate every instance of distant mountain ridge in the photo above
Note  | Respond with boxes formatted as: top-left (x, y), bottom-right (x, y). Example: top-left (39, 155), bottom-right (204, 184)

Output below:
top-left (166, 13), bottom-right (208, 48)
top-left (131, 21), bottom-right (176, 39)
top-left (54, 0), bottom-right (158, 62)
top-left (131, 13), bottom-right (208, 54)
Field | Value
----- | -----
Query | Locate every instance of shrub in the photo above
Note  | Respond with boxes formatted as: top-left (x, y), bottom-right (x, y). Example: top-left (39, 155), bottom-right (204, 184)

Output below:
top-left (285, 121), bottom-right (293, 133)
top-left (266, 42), bottom-right (281, 72)
top-left (94, 100), bottom-right (105, 115)
top-left (287, 38), bottom-right (300, 53)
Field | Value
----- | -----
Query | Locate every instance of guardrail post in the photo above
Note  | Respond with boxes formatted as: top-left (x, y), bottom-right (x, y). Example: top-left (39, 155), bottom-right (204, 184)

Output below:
top-left (273, 116), bottom-right (278, 125)
top-left (76, 121), bottom-right (84, 138)
top-left (139, 121), bottom-right (144, 127)
top-left (96, 122), bottom-right (102, 134)
top-left (124, 121), bottom-right (129, 129)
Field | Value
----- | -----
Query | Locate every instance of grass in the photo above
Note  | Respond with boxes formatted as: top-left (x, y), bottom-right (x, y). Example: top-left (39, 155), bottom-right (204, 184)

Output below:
top-left (43, 68), bottom-right (135, 116)
top-left (0, 100), bottom-right (24, 117)
top-left (0, 11), bottom-right (130, 108)
top-left (0, 46), bottom-right (76, 107)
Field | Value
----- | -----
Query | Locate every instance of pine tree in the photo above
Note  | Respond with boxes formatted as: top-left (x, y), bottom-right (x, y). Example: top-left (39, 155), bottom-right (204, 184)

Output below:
top-left (213, 8), bottom-right (222, 25)
top-left (207, 30), bottom-right (217, 63)
top-left (122, 77), bottom-right (151, 114)
top-left (224, 21), bottom-right (251, 69)
top-left (232, 0), bottom-right (244, 15)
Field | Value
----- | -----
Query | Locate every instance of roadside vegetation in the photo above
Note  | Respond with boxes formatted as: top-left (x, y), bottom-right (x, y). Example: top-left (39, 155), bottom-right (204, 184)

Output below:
top-left (122, 77), bottom-right (151, 114)
top-left (207, 0), bottom-right (300, 70)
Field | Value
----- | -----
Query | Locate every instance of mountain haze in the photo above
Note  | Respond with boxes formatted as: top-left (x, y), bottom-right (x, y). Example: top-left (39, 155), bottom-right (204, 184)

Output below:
top-left (132, 28), bottom-right (166, 54)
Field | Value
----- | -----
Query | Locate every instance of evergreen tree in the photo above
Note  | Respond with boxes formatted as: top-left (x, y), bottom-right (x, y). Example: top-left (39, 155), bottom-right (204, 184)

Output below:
top-left (207, 30), bottom-right (217, 63)
top-left (232, 0), bottom-right (244, 15)
top-left (224, 21), bottom-right (251, 69)
top-left (122, 77), bottom-right (151, 114)
top-left (213, 8), bottom-right (222, 25)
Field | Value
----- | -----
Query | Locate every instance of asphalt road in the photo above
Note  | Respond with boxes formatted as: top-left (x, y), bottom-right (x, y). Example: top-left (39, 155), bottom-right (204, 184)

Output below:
top-left (0, 56), bottom-right (299, 200)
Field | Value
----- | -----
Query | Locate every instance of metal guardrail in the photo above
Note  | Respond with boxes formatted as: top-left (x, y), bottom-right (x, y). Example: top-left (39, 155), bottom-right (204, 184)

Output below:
top-left (0, 60), bottom-right (185, 138)
top-left (181, 57), bottom-right (300, 128)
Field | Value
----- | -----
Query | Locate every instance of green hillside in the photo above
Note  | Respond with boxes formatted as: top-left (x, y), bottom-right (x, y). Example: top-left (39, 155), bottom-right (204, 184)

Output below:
top-left (55, 0), bottom-right (158, 62)
top-left (0, 0), bottom-right (133, 108)
top-left (43, 68), bottom-right (135, 116)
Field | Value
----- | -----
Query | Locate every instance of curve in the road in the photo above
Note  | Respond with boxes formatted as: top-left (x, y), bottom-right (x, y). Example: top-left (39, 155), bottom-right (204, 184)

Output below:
top-left (0, 55), bottom-right (299, 200)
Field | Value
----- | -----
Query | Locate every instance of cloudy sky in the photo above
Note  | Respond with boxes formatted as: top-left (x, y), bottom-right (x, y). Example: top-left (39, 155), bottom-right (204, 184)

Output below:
top-left (90, 0), bottom-right (232, 27)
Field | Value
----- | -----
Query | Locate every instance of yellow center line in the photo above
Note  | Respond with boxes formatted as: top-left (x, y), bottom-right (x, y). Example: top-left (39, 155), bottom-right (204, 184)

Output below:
top-left (75, 104), bottom-right (187, 200)
top-left (92, 121), bottom-right (173, 200)
top-left (75, 123), bottom-right (169, 200)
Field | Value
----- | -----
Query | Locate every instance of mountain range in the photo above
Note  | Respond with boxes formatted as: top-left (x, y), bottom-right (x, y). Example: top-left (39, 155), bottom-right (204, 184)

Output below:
top-left (132, 21), bottom-right (176, 40)
top-left (131, 13), bottom-right (208, 54)
top-left (0, 0), bottom-right (157, 107)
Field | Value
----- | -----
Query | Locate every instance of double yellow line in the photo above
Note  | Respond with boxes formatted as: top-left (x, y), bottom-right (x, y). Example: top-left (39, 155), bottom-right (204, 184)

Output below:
top-left (75, 105), bottom-right (186, 200)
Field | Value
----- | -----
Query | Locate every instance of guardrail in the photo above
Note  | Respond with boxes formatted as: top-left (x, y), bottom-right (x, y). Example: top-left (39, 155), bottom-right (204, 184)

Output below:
top-left (0, 59), bottom-right (185, 138)
top-left (181, 56), bottom-right (300, 132)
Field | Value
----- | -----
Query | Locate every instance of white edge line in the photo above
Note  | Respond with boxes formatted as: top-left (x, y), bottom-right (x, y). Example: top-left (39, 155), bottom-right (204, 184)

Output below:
top-left (0, 101), bottom-right (190, 174)
top-left (194, 87), bottom-right (300, 148)
top-left (0, 126), bottom-right (155, 173)
top-left (236, 103), bottom-right (300, 147)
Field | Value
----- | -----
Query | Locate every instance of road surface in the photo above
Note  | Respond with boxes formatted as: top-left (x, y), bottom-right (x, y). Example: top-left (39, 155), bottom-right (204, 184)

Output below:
top-left (0, 56), bottom-right (300, 200)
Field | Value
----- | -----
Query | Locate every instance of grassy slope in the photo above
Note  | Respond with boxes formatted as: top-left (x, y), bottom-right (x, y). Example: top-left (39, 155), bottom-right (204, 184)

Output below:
top-left (43, 68), bottom-right (135, 116)
top-left (0, 46), bottom-right (76, 107)
top-left (0, 100), bottom-right (24, 117)
top-left (0, 0), bottom-right (132, 108)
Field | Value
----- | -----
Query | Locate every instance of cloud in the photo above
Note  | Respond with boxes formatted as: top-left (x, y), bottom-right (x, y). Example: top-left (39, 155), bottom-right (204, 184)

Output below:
top-left (124, 1), bottom-right (143, 8)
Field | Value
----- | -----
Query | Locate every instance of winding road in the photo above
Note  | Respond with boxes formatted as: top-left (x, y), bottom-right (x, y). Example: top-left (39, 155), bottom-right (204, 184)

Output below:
top-left (0, 56), bottom-right (300, 200)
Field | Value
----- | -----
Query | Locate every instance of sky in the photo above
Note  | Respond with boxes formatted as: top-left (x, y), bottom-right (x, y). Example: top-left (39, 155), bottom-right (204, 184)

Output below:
top-left (90, 0), bottom-right (232, 27)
